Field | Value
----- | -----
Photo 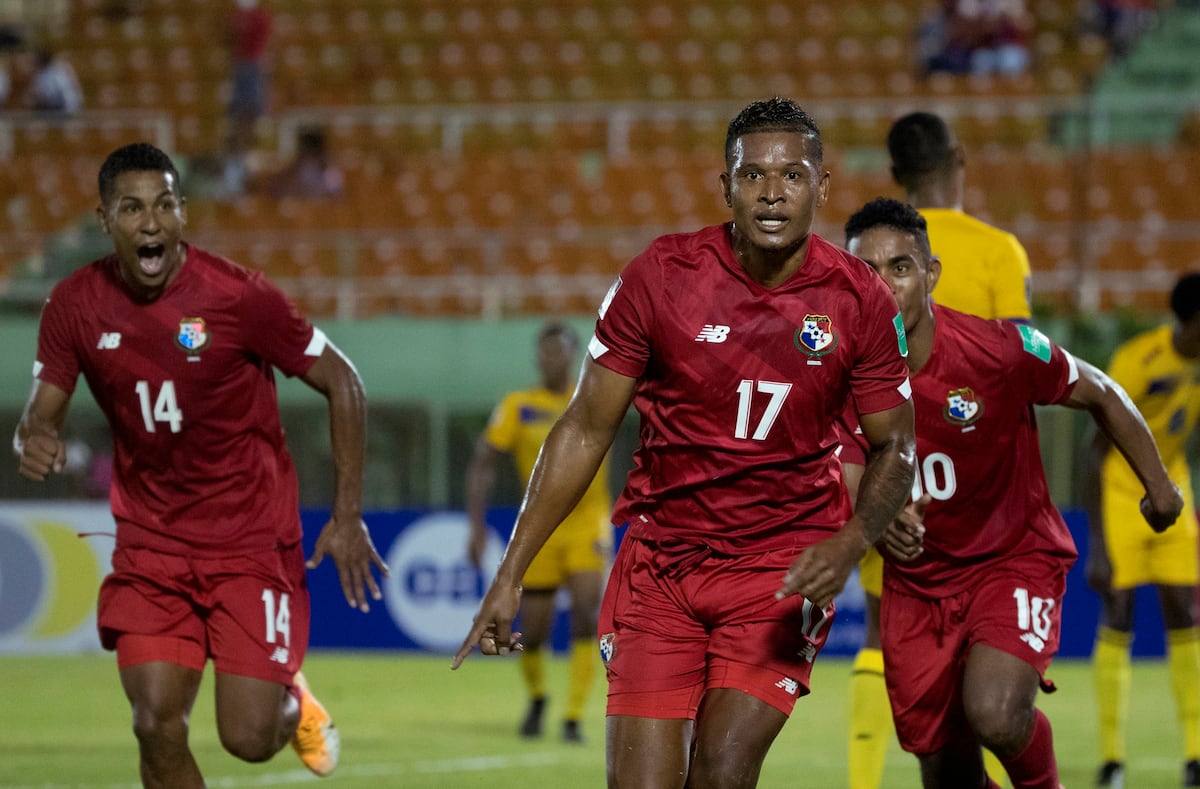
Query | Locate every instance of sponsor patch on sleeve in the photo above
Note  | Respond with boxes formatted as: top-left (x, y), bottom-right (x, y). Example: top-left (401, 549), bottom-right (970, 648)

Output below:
top-left (1017, 324), bottom-right (1052, 363)
top-left (892, 313), bottom-right (908, 358)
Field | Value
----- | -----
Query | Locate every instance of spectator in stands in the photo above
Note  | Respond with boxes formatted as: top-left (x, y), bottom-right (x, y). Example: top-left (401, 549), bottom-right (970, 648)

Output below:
top-left (1090, 0), bottom-right (1159, 60)
top-left (21, 46), bottom-right (82, 114)
top-left (919, 0), bottom-right (988, 76)
top-left (972, 0), bottom-right (1033, 76)
top-left (268, 127), bottom-right (344, 201)
top-left (225, 0), bottom-right (272, 197)
top-left (0, 26), bottom-right (20, 107)
top-left (920, 0), bottom-right (1032, 77)
top-left (229, 0), bottom-right (271, 130)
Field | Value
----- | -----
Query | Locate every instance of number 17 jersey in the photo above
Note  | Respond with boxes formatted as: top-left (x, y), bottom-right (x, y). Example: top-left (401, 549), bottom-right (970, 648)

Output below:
top-left (590, 223), bottom-right (911, 555)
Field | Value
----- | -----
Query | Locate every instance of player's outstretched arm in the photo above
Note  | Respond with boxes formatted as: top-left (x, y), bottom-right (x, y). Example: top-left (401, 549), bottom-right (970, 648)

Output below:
top-left (453, 358), bottom-right (634, 669)
top-left (1082, 428), bottom-right (1115, 593)
top-left (14, 380), bottom-right (71, 482)
top-left (1066, 357), bottom-right (1183, 533)
top-left (300, 341), bottom-right (389, 613)
top-left (778, 400), bottom-right (916, 608)
top-left (464, 436), bottom-right (502, 570)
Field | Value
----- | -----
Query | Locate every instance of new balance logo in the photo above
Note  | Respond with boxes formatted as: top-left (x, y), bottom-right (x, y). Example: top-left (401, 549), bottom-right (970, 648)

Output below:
top-left (1020, 632), bottom-right (1046, 653)
top-left (694, 324), bottom-right (730, 343)
top-left (97, 332), bottom-right (121, 350)
top-left (775, 677), bottom-right (799, 696)
top-left (270, 646), bottom-right (290, 664)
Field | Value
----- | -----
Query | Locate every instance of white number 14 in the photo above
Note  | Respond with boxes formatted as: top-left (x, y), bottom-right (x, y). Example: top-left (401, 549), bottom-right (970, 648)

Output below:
top-left (135, 380), bottom-right (183, 434)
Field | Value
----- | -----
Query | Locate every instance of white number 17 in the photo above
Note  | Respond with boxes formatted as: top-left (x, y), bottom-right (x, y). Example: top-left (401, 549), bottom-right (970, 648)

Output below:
top-left (735, 379), bottom-right (792, 440)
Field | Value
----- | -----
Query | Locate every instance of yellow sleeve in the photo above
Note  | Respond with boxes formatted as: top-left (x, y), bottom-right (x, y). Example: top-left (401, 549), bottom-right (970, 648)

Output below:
top-left (991, 233), bottom-right (1033, 320)
top-left (483, 393), bottom-right (520, 453)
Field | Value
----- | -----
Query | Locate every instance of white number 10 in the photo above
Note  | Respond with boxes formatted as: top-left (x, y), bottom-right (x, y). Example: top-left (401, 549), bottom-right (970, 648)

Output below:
top-left (735, 379), bottom-right (792, 440)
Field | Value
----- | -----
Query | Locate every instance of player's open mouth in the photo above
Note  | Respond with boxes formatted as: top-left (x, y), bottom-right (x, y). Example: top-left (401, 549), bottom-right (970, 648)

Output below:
top-left (756, 217), bottom-right (788, 231)
top-left (137, 244), bottom-right (167, 276)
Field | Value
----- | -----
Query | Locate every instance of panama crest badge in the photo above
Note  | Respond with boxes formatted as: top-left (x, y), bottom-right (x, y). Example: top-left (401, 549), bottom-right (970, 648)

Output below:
top-left (794, 314), bottom-right (838, 364)
top-left (175, 317), bottom-right (211, 355)
top-left (943, 387), bottom-right (983, 428)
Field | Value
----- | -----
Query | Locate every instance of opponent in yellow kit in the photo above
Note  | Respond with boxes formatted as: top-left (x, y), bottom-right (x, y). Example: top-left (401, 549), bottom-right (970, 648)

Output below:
top-left (466, 321), bottom-right (611, 743)
top-left (1088, 274), bottom-right (1200, 788)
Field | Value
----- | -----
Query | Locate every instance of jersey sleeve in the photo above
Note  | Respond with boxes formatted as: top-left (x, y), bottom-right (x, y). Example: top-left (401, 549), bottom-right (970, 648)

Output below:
top-left (482, 393), bottom-right (520, 452)
top-left (850, 274), bottom-right (912, 416)
top-left (589, 248), bottom-right (658, 378)
top-left (1002, 321), bottom-right (1079, 405)
top-left (237, 272), bottom-right (324, 378)
top-left (33, 285), bottom-right (81, 394)
top-left (836, 403), bottom-right (869, 467)
top-left (991, 234), bottom-right (1033, 321)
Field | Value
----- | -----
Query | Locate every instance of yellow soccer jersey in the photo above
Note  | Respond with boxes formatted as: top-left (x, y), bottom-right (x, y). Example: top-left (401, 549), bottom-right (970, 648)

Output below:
top-left (921, 208), bottom-right (1033, 320)
top-left (1102, 324), bottom-right (1200, 494)
top-left (483, 386), bottom-right (612, 521)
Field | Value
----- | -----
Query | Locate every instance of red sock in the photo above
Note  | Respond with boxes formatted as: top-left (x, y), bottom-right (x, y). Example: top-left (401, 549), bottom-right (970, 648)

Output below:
top-left (999, 709), bottom-right (1058, 789)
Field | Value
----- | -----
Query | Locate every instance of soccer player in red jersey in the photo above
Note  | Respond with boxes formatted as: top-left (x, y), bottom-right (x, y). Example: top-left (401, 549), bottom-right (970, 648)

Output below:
top-left (840, 197), bottom-right (1182, 789)
top-left (13, 143), bottom-right (388, 788)
top-left (454, 98), bottom-right (918, 788)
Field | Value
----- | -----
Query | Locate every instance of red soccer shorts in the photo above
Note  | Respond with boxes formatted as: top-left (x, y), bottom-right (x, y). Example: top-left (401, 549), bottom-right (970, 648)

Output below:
top-left (881, 563), bottom-right (1066, 755)
top-left (598, 535), bottom-right (835, 719)
top-left (98, 542), bottom-right (310, 685)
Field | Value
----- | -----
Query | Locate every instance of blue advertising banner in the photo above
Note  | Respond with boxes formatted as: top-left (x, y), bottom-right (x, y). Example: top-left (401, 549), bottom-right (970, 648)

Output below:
top-left (0, 503), bottom-right (1174, 657)
top-left (302, 507), bottom-right (1173, 659)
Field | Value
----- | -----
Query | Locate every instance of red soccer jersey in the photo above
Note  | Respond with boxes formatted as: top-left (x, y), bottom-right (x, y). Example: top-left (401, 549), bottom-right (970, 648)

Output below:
top-left (591, 223), bottom-right (911, 554)
top-left (34, 246), bottom-right (323, 556)
top-left (884, 305), bottom-right (1079, 596)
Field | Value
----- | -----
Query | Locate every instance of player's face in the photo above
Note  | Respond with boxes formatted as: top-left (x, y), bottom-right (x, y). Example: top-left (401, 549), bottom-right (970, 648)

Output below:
top-left (847, 226), bottom-right (939, 332)
top-left (721, 131), bottom-right (829, 254)
top-left (537, 334), bottom-right (576, 391)
top-left (97, 169), bottom-right (187, 300)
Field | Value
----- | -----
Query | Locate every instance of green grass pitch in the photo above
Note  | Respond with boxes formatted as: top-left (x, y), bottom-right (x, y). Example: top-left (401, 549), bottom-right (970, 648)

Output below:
top-left (0, 652), bottom-right (1186, 787)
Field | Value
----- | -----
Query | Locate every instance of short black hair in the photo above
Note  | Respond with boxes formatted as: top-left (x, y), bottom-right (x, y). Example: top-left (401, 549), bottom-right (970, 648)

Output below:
top-left (98, 143), bottom-right (181, 204)
top-left (844, 197), bottom-right (933, 259)
top-left (538, 320), bottom-right (579, 349)
top-left (887, 112), bottom-right (955, 191)
top-left (725, 97), bottom-right (822, 168)
top-left (1171, 273), bottom-right (1200, 323)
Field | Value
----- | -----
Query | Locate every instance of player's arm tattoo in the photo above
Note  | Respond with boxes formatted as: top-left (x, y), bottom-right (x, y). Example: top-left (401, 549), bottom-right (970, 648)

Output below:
top-left (855, 432), bottom-right (917, 546)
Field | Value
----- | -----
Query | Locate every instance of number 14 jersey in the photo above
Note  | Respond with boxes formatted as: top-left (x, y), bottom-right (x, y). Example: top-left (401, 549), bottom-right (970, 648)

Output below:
top-left (34, 246), bottom-right (323, 556)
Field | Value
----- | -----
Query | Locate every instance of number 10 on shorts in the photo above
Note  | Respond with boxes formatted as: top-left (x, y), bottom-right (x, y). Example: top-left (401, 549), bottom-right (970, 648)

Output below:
top-left (1012, 587), bottom-right (1052, 653)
